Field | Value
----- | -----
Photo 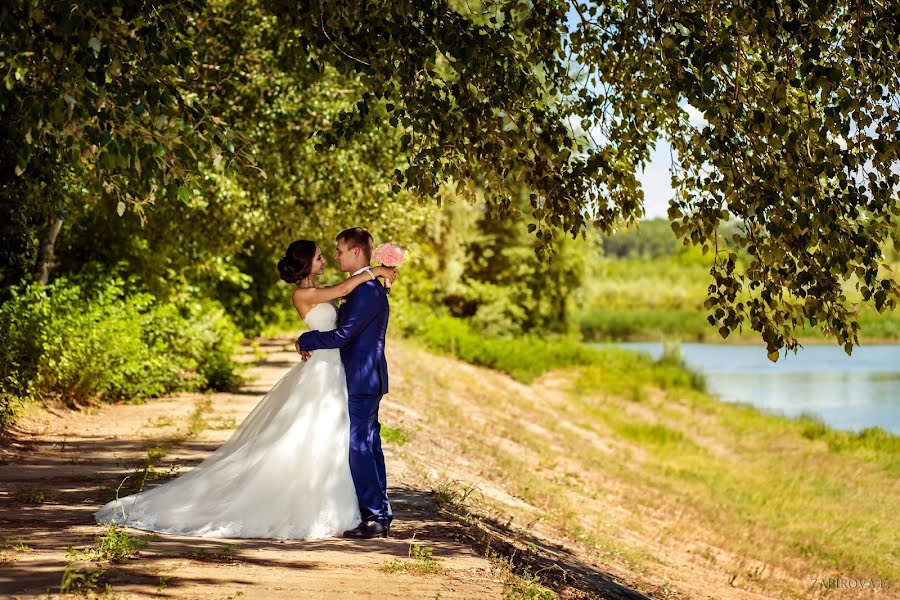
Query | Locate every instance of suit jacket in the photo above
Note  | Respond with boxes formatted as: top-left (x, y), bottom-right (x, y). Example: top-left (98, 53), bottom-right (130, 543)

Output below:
top-left (297, 279), bottom-right (389, 396)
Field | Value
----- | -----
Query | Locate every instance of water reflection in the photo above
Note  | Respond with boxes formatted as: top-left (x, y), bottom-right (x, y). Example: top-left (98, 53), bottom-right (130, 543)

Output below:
top-left (611, 342), bottom-right (900, 434)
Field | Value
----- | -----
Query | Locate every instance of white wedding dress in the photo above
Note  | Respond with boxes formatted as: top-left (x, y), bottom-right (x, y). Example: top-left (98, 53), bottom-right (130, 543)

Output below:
top-left (94, 302), bottom-right (361, 539)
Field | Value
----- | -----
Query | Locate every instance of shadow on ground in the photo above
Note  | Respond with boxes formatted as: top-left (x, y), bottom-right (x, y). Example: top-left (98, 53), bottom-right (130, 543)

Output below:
top-left (0, 427), bottom-right (497, 597)
top-left (427, 493), bottom-right (652, 600)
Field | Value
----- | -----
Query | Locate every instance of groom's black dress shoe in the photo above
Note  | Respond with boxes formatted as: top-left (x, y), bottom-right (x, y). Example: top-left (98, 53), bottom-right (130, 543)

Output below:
top-left (342, 521), bottom-right (389, 539)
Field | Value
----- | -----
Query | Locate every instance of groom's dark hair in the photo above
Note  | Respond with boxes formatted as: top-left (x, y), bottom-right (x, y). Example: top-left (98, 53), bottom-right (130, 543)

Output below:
top-left (336, 227), bottom-right (373, 261)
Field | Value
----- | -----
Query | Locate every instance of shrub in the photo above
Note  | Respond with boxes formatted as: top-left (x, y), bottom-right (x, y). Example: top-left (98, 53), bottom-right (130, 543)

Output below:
top-left (576, 308), bottom-right (712, 341)
top-left (144, 293), bottom-right (242, 391)
top-left (408, 314), bottom-right (596, 383)
top-left (403, 309), bottom-right (706, 393)
top-left (0, 274), bottom-right (241, 430)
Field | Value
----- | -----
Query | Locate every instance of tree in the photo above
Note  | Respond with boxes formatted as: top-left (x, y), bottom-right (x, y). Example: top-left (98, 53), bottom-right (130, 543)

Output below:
top-left (1, 0), bottom-right (233, 288)
top-left (571, 0), bottom-right (900, 358)
top-left (1, 0), bottom-right (427, 329)
top-left (408, 193), bottom-right (590, 337)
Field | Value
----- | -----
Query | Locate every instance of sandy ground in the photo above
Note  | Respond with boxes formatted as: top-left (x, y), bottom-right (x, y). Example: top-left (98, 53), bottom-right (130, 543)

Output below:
top-left (0, 340), bottom-right (509, 599)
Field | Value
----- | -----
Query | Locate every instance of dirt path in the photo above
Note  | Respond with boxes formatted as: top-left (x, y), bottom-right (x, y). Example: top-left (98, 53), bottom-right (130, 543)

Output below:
top-left (0, 339), bottom-right (508, 599)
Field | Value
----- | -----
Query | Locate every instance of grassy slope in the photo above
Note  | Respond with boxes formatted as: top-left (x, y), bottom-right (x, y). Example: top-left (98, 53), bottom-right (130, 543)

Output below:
top-left (384, 336), bottom-right (898, 599)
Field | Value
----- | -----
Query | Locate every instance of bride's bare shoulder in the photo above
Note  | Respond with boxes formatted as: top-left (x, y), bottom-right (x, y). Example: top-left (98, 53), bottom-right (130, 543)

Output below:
top-left (292, 287), bottom-right (317, 318)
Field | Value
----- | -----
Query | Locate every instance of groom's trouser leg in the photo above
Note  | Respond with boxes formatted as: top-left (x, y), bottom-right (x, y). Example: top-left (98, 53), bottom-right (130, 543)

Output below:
top-left (371, 417), bottom-right (393, 525)
top-left (348, 394), bottom-right (391, 525)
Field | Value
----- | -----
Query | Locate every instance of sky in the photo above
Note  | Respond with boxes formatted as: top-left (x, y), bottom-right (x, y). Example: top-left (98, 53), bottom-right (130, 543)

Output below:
top-left (637, 143), bottom-right (675, 219)
top-left (634, 103), bottom-right (709, 219)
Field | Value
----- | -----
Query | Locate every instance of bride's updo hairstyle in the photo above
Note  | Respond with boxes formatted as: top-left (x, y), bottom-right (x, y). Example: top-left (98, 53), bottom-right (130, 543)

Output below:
top-left (278, 240), bottom-right (317, 284)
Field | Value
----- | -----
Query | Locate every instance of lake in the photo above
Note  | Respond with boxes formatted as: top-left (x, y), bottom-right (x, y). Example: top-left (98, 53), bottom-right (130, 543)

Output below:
top-left (612, 342), bottom-right (900, 435)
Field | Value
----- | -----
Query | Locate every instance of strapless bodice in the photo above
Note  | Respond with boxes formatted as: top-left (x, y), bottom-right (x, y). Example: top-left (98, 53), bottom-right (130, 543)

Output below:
top-left (303, 302), bottom-right (338, 331)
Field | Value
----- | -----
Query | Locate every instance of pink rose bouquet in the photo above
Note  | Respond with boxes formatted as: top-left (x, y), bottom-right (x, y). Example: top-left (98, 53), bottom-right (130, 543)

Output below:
top-left (372, 243), bottom-right (406, 293)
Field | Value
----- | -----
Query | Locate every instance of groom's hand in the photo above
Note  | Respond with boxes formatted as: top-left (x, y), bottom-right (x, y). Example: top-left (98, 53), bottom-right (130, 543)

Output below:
top-left (295, 338), bottom-right (312, 361)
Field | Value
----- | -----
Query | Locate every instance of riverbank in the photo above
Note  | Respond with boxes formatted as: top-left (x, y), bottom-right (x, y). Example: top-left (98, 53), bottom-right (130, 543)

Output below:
top-left (576, 243), bottom-right (900, 345)
top-left (612, 341), bottom-right (900, 434)
top-left (403, 320), bottom-right (898, 597)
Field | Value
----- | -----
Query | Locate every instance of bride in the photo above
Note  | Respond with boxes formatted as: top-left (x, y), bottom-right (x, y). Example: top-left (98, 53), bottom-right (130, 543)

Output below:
top-left (94, 240), bottom-right (397, 539)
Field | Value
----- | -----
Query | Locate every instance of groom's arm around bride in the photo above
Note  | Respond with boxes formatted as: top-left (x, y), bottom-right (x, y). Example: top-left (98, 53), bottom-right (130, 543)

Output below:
top-left (296, 278), bottom-right (389, 394)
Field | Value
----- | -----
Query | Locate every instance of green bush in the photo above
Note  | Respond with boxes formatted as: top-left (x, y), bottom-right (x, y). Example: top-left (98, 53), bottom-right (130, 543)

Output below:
top-left (402, 309), bottom-right (705, 392)
top-left (145, 293), bottom-right (243, 391)
top-left (0, 275), bottom-right (241, 429)
top-left (406, 313), bottom-right (592, 383)
top-left (573, 345), bottom-right (707, 396)
top-left (576, 306), bottom-right (900, 342)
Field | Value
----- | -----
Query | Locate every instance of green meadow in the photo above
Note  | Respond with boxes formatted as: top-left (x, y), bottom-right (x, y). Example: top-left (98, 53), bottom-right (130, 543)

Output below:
top-left (576, 219), bottom-right (900, 344)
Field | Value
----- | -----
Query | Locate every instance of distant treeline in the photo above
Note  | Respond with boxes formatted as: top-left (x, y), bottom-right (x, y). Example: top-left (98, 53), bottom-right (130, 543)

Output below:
top-left (599, 218), bottom-right (748, 260)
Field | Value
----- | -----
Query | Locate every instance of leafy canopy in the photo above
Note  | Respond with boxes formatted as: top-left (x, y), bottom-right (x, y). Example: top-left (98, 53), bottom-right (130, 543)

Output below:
top-left (2, 0), bottom-right (898, 357)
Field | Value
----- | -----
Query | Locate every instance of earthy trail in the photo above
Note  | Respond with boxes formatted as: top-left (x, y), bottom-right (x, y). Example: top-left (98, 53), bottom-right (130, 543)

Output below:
top-left (1, 338), bottom-right (650, 599)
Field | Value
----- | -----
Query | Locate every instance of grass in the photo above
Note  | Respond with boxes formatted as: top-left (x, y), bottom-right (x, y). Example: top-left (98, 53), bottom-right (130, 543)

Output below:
top-left (411, 313), bottom-right (707, 398)
top-left (428, 481), bottom-right (557, 598)
top-left (406, 309), bottom-right (895, 592)
top-left (157, 574), bottom-right (174, 592)
top-left (185, 396), bottom-right (213, 437)
top-left (381, 423), bottom-right (412, 445)
top-left (63, 394), bottom-right (222, 597)
top-left (59, 564), bottom-right (110, 596)
top-left (1, 536), bottom-right (34, 558)
top-left (99, 394), bottom-right (215, 507)
top-left (208, 415), bottom-right (238, 430)
top-left (561, 385), bottom-right (898, 583)
top-left (102, 448), bottom-right (179, 504)
top-left (60, 524), bottom-right (157, 595)
top-left (379, 481), bottom-right (555, 595)
top-left (433, 481), bottom-right (482, 510)
top-left (502, 566), bottom-right (556, 600)
top-left (66, 525), bottom-right (153, 563)
top-left (380, 543), bottom-right (444, 574)
top-left (13, 486), bottom-right (59, 504)
top-left (190, 544), bottom-right (240, 561)
top-left (412, 314), bottom-right (684, 385)
top-left (392, 335), bottom-right (899, 597)
top-left (576, 306), bottom-right (900, 343)
top-left (147, 415), bottom-right (174, 428)
top-left (577, 308), bottom-right (712, 342)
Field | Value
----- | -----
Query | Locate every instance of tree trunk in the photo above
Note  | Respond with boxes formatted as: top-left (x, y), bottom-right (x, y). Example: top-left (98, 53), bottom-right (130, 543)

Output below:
top-left (35, 217), bottom-right (63, 286)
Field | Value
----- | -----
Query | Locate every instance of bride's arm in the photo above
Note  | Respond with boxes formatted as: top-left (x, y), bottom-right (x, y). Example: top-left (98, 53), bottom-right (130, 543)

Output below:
top-left (292, 266), bottom-right (397, 308)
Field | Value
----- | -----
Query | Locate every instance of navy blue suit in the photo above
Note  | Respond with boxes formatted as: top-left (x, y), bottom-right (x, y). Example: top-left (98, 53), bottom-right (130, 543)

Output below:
top-left (297, 279), bottom-right (391, 525)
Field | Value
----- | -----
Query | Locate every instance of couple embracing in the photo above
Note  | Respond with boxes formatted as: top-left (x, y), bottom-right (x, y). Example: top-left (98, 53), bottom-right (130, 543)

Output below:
top-left (96, 227), bottom-right (399, 541)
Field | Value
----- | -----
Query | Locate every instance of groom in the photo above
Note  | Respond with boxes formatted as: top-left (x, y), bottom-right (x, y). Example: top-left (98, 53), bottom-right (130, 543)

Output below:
top-left (295, 227), bottom-right (392, 539)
